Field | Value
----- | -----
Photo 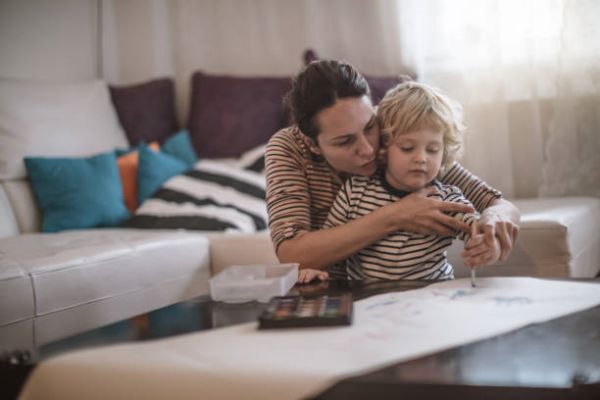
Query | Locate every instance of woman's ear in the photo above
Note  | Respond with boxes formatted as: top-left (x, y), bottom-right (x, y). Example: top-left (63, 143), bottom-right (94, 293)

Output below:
top-left (301, 135), bottom-right (322, 155)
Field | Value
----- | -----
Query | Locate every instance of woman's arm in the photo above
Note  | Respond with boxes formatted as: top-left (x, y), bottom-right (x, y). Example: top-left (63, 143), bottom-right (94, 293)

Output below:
top-left (438, 184), bottom-right (506, 268)
top-left (441, 163), bottom-right (520, 262)
top-left (278, 189), bottom-right (475, 270)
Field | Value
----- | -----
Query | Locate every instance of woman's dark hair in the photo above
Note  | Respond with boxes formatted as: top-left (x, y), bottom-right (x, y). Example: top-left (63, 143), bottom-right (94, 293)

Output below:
top-left (286, 60), bottom-right (370, 140)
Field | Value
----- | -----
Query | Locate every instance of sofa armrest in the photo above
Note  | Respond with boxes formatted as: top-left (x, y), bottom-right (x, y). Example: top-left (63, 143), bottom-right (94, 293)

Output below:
top-left (450, 196), bottom-right (600, 278)
top-left (203, 232), bottom-right (278, 275)
top-left (0, 184), bottom-right (19, 238)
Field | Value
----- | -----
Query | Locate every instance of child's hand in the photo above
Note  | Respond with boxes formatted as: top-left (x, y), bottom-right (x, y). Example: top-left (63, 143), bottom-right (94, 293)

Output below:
top-left (462, 222), bottom-right (501, 269)
top-left (298, 269), bottom-right (329, 284)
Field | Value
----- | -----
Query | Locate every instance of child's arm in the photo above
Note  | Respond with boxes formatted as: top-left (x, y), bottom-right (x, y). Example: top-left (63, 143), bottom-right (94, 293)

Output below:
top-left (463, 221), bottom-right (501, 268)
top-left (315, 179), bottom-right (354, 279)
top-left (453, 212), bottom-right (501, 268)
top-left (431, 184), bottom-right (478, 241)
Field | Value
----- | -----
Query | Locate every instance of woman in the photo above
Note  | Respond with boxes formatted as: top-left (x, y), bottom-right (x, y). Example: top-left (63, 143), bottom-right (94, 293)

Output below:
top-left (265, 60), bottom-right (519, 271)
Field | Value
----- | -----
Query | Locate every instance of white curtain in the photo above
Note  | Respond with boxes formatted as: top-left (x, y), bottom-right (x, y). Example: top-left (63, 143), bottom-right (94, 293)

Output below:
top-left (101, 0), bottom-right (599, 198)
top-left (538, 0), bottom-right (600, 198)
top-left (394, 0), bottom-right (600, 198)
top-left (101, 0), bottom-right (403, 128)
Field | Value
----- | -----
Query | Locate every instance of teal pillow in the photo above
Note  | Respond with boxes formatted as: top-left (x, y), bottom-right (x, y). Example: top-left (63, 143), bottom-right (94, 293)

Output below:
top-left (161, 130), bottom-right (198, 168)
top-left (25, 152), bottom-right (130, 232)
top-left (114, 147), bottom-right (134, 157)
top-left (137, 143), bottom-right (188, 204)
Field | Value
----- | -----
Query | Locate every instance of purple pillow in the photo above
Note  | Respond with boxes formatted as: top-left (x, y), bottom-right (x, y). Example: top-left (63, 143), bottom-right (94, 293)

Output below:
top-left (109, 78), bottom-right (178, 146)
top-left (187, 72), bottom-right (291, 158)
top-left (365, 74), bottom-right (412, 105)
top-left (301, 49), bottom-right (413, 105)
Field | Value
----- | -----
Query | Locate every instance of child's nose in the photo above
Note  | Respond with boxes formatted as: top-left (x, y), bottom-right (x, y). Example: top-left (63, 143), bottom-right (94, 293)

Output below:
top-left (414, 149), bottom-right (427, 163)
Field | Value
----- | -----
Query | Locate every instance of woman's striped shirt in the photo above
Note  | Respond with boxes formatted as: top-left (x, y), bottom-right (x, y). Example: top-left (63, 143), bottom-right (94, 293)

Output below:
top-left (324, 176), bottom-right (477, 280)
top-left (265, 126), bottom-right (502, 252)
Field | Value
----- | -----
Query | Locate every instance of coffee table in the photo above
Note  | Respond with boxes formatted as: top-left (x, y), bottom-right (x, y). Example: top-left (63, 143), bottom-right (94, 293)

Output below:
top-left (5, 279), bottom-right (600, 400)
top-left (316, 283), bottom-right (600, 400)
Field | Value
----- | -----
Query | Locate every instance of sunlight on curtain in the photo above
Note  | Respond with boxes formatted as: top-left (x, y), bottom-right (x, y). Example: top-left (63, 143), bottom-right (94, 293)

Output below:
top-left (395, 0), bottom-right (600, 198)
top-left (539, 0), bottom-right (600, 198)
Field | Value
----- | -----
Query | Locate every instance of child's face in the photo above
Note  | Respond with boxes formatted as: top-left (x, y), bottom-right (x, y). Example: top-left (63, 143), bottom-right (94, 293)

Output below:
top-left (385, 127), bottom-right (444, 191)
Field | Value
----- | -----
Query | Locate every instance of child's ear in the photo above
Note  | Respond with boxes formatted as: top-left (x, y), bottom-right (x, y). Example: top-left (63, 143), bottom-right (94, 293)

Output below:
top-left (301, 135), bottom-right (322, 155)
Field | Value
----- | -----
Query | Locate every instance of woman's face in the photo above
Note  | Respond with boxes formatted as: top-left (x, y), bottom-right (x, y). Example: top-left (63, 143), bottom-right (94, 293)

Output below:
top-left (309, 96), bottom-right (379, 176)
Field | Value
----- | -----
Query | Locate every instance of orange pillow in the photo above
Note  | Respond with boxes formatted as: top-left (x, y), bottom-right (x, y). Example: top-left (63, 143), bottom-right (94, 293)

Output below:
top-left (117, 142), bottom-right (160, 212)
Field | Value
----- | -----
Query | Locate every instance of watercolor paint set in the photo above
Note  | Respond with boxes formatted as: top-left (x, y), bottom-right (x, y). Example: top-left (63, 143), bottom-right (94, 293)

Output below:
top-left (258, 294), bottom-right (353, 329)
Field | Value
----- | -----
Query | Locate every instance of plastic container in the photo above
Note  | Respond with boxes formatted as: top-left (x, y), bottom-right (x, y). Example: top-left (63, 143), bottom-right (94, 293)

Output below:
top-left (209, 263), bottom-right (299, 303)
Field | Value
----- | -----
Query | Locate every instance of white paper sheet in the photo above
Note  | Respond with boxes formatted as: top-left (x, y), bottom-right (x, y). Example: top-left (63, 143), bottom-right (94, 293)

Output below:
top-left (20, 278), bottom-right (600, 400)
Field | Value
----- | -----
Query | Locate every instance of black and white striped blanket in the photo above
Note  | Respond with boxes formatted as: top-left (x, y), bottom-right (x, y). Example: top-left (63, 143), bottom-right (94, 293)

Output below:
top-left (127, 160), bottom-right (267, 232)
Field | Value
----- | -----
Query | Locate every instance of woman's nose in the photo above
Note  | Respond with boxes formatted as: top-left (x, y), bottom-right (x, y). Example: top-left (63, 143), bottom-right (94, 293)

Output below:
top-left (356, 134), bottom-right (374, 157)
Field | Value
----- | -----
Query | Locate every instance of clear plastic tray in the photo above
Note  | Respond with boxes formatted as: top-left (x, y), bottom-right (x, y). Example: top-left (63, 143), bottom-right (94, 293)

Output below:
top-left (209, 263), bottom-right (299, 303)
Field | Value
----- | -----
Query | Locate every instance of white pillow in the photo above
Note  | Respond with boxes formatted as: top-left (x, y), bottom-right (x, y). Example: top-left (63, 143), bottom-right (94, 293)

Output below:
top-left (235, 143), bottom-right (266, 172)
top-left (0, 78), bottom-right (128, 179)
top-left (211, 143), bottom-right (266, 173)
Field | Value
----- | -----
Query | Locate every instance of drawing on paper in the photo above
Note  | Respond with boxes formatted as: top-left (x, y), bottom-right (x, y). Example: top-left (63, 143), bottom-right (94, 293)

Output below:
top-left (490, 296), bottom-right (532, 306)
top-left (429, 289), bottom-right (533, 306)
top-left (365, 299), bottom-right (401, 311)
top-left (431, 289), bottom-right (477, 300)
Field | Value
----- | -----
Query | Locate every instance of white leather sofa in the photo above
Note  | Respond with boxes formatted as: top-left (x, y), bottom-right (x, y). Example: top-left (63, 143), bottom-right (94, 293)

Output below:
top-left (1, 77), bottom-right (599, 355)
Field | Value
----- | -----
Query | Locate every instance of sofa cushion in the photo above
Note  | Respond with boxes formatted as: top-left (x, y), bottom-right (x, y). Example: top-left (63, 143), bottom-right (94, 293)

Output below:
top-left (137, 144), bottom-right (189, 204)
top-left (209, 143), bottom-right (267, 174)
top-left (236, 143), bottom-right (266, 173)
top-left (160, 130), bottom-right (198, 168)
top-left (129, 160), bottom-right (267, 232)
top-left (117, 142), bottom-right (160, 213)
top-left (187, 71), bottom-right (291, 158)
top-left (109, 78), bottom-right (179, 146)
top-left (0, 78), bottom-right (128, 180)
top-left (365, 74), bottom-right (410, 105)
top-left (301, 49), bottom-right (411, 105)
top-left (25, 152), bottom-right (130, 232)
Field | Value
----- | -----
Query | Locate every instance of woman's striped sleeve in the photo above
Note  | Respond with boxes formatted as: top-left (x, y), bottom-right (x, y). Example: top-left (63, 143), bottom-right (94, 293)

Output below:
top-left (440, 163), bottom-right (502, 212)
top-left (265, 131), bottom-right (312, 251)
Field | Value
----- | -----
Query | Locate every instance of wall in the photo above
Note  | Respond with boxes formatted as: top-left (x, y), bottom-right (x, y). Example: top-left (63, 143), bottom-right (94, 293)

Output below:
top-left (0, 0), bottom-right (98, 81)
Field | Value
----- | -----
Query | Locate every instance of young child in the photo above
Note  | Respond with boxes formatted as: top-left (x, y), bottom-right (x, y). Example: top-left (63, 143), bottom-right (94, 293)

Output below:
top-left (317, 81), bottom-right (501, 280)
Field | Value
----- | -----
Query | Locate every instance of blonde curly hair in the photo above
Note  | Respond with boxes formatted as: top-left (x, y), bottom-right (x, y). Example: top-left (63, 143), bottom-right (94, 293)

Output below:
top-left (377, 81), bottom-right (465, 176)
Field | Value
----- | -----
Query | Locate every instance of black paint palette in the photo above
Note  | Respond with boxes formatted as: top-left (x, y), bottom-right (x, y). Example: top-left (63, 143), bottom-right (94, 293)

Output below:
top-left (258, 294), bottom-right (353, 329)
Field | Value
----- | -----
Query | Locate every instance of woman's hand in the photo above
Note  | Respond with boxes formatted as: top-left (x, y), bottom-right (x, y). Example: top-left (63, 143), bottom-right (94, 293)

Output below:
top-left (298, 269), bottom-right (329, 284)
top-left (462, 199), bottom-right (520, 262)
top-left (385, 187), bottom-right (475, 236)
